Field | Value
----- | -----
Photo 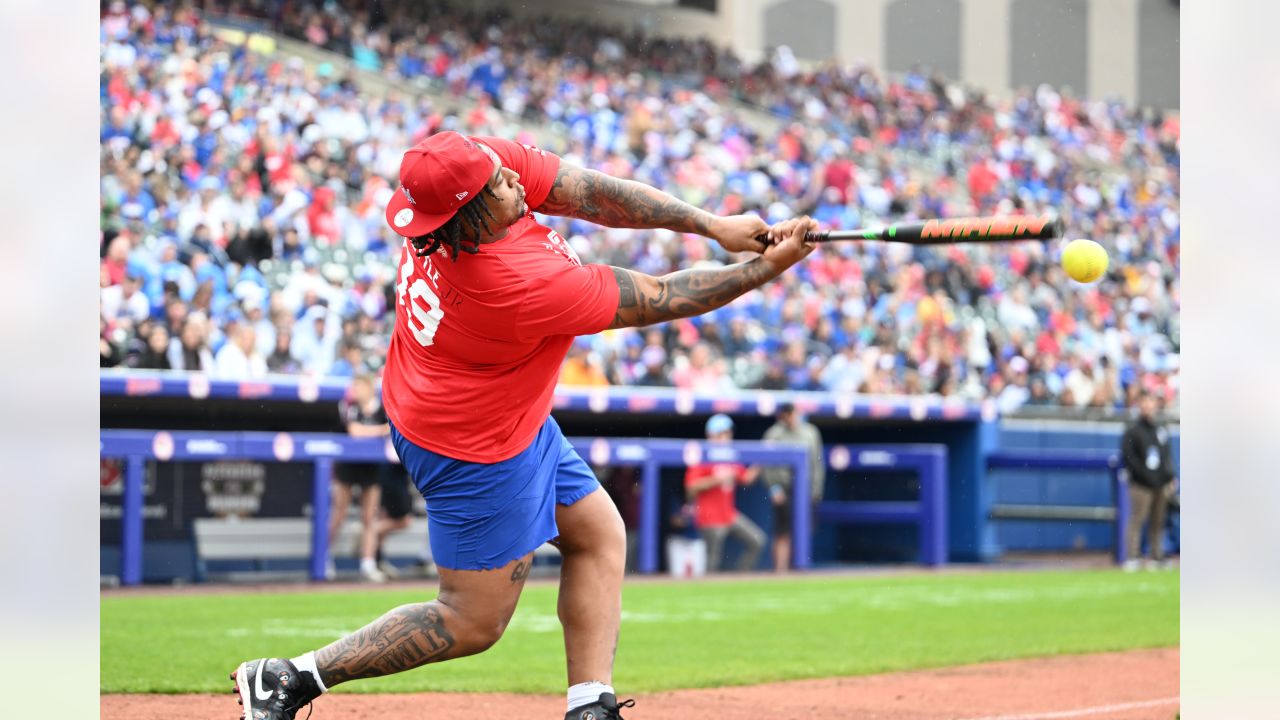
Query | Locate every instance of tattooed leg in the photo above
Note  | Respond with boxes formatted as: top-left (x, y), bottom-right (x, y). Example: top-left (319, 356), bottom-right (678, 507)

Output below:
top-left (313, 553), bottom-right (532, 688)
top-left (510, 558), bottom-right (531, 584)
top-left (553, 489), bottom-right (627, 686)
top-left (314, 603), bottom-right (455, 685)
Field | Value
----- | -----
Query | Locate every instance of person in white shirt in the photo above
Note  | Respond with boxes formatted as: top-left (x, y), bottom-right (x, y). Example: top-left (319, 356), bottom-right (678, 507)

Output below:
top-left (997, 284), bottom-right (1039, 334)
top-left (241, 296), bottom-right (277, 358)
top-left (997, 357), bottom-right (1032, 414)
top-left (101, 272), bottom-right (151, 325)
top-left (1064, 355), bottom-right (1099, 408)
top-left (214, 324), bottom-right (268, 380)
top-left (291, 305), bottom-right (340, 376)
top-left (178, 177), bottom-right (233, 246)
top-left (820, 344), bottom-right (865, 394)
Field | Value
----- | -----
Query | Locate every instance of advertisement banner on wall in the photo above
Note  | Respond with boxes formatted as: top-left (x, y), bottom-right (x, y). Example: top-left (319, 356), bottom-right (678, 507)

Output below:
top-left (100, 459), bottom-right (314, 545)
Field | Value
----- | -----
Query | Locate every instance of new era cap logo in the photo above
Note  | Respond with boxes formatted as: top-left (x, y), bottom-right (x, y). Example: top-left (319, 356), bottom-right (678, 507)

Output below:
top-left (455, 191), bottom-right (469, 201)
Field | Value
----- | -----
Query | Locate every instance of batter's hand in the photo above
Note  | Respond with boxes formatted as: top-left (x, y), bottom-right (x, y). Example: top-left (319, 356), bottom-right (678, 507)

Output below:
top-left (709, 214), bottom-right (772, 253)
top-left (761, 216), bottom-right (818, 274)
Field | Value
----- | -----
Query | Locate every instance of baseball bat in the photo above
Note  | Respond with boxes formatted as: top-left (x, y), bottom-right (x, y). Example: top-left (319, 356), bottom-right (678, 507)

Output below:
top-left (805, 214), bottom-right (1063, 245)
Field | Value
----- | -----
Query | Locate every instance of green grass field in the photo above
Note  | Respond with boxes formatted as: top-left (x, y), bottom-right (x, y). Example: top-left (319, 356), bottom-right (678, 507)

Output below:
top-left (101, 568), bottom-right (1178, 694)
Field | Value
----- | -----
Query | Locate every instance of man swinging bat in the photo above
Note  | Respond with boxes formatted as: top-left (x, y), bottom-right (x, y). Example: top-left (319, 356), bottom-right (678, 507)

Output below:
top-left (230, 131), bottom-right (820, 720)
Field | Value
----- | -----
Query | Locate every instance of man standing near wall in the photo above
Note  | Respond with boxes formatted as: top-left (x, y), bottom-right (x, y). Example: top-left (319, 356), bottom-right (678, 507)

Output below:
top-left (1120, 390), bottom-right (1176, 571)
top-left (685, 414), bottom-right (767, 573)
top-left (761, 402), bottom-right (825, 571)
top-left (329, 373), bottom-right (392, 582)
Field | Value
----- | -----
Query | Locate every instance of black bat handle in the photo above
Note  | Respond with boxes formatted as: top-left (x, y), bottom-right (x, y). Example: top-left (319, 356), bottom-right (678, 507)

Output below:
top-left (752, 231), bottom-right (833, 245)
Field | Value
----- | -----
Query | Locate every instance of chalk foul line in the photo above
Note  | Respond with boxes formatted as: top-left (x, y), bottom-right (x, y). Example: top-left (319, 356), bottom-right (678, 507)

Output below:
top-left (959, 696), bottom-right (1180, 720)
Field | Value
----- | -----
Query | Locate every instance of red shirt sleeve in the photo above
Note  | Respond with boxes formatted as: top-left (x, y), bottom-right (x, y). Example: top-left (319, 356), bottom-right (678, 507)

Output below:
top-left (685, 464), bottom-right (710, 489)
top-left (470, 135), bottom-right (560, 210)
top-left (514, 263), bottom-right (620, 342)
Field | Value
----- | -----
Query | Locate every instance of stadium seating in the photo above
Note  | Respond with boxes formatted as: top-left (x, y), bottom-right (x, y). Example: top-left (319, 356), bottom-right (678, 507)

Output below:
top-left (99, 0), bottom-right (1179, 412)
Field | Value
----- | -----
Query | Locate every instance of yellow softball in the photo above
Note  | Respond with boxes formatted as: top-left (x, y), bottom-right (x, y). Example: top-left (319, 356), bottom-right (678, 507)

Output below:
top-left (1061, 239), bottom-right (1109, 283)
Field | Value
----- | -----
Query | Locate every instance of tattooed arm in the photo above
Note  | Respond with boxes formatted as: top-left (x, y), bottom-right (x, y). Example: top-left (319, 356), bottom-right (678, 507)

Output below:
top-left (608, 260), bottom-right (772, 329)
top-left (540, 162), bottom-right (771, 253)
top-left (608, 216), bottom-right (818, 329)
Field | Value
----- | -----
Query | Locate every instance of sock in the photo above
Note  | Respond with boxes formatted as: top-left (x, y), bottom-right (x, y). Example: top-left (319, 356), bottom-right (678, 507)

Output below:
top-left (290, 651), bottom-right (329, 694)
top-left (360, 557), bottom-right (378, 573)
top-left (567, 681), bottom-right (613, 712)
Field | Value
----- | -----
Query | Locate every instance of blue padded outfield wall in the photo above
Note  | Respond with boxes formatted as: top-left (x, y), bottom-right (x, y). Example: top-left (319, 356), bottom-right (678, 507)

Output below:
top-left (992, 419), bottom-right (1180, 553)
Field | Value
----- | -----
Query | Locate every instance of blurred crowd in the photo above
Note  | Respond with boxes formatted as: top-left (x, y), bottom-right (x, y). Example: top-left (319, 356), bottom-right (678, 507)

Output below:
top-left (100, 0), bottom-right (1180, 412)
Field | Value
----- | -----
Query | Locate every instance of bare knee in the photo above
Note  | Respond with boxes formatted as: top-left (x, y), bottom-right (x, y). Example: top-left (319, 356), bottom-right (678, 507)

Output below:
top-left (457, 614), bottom-right (508, 654)
top-left (436, 595), bottom-right (515, 656)
top-left (596, 511), bottom-right (627, 555)
top-left (558, 502), bottom-right (626, 559)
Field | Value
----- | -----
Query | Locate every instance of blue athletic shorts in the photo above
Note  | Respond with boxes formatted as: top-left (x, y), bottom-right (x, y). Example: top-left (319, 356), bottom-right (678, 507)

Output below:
top-left (389, 416), bottom-right (599, 571)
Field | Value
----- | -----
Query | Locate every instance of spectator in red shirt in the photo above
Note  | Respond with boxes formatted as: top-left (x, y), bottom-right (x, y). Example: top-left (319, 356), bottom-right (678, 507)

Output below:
top-left (967, 159), bottom-right (999, 208)
top-left (101, 233), bottom-right (131, 286)
top-left (307, 186), bottom-right (341, 245)
top-left (684, 414), bottom-right (766, 573)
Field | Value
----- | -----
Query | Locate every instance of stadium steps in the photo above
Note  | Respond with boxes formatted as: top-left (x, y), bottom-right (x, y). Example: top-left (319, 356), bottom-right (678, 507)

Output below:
top-left (207, 14), bottom-right (565, 148)
top-left (205, 13), bottom-right (785, 144)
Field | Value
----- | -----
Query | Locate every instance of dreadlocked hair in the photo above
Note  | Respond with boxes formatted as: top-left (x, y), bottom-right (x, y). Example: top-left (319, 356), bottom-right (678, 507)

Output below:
top-left (411, 186), bottom-right (501, 261)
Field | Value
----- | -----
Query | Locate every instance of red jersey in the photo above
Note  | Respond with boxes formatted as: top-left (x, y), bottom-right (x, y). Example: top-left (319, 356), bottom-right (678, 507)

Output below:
top-left (382, 137), bottom-right (620, 463)
top-left (684, 463), bottom-right (749, 528)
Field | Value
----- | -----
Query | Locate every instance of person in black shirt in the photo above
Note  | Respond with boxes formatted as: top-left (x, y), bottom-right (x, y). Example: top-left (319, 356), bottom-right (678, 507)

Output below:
top-left (100, 317), bottom-right (123, 368)
top-left (1120, 390), bottom-right (1177, 570)
top-left (134, 325), bottom-right (173, 370)
top-left (328, 374), bottom-right (392, 582)
top-left (632, 346), bottom-right (673, 387)
top-left (372, 462), bottom-right (419, 579)
top-left (266, 327), bottom-right (302, 374)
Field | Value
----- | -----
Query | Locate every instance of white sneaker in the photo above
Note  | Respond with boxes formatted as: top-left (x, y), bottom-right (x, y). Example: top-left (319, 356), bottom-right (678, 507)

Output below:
top-left (324, 559), bottom-right (336, 581)
top-left (359, 559), bottom-right (387, 583)
top-left (1121, 559), bottom-right (1141, 573)
top-left (377, 560), bottom-right (402, 580)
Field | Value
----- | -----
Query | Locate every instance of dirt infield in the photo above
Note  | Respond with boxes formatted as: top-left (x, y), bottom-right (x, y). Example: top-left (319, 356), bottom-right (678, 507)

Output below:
top-left (101, 647), bottom-right (1177, 719)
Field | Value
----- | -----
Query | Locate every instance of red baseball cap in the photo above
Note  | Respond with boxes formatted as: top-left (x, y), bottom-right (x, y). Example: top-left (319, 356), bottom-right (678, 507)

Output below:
top-left (384, 131), bottom-right (495, 238)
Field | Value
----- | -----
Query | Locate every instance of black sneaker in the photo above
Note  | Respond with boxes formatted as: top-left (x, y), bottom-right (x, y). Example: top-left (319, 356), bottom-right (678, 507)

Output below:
top-left (231, 657), bottom-right (321, 720)
top-left (564, 693), bottom-right (636, 720)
